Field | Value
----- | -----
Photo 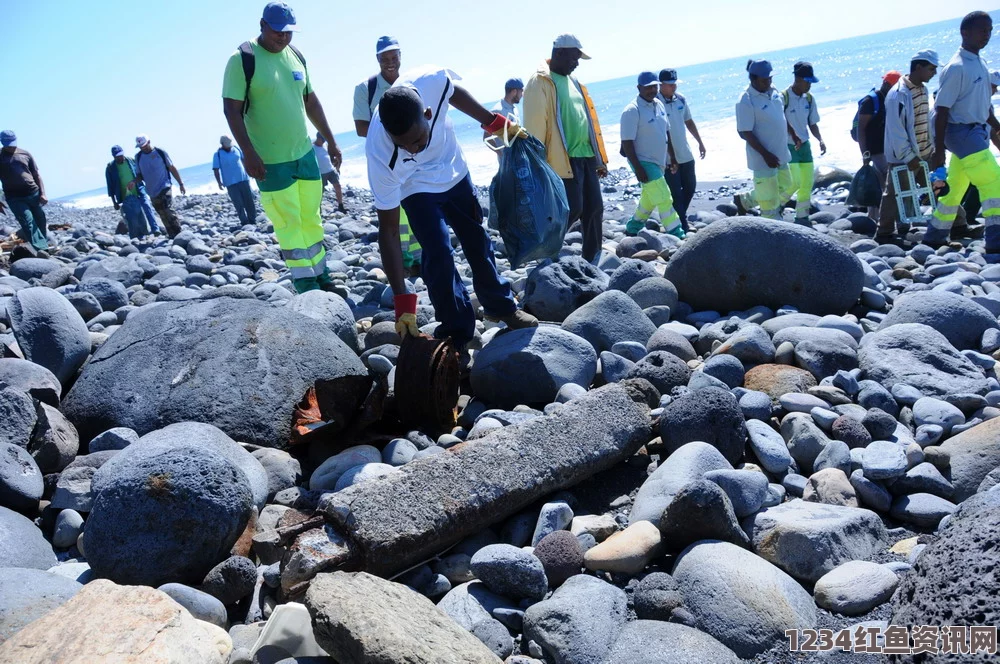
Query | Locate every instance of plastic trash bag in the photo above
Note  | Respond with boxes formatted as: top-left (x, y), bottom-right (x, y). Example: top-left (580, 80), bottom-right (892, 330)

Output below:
top-left (487, 134), bottom-right (570, 268)
top-left (846, 164), bottom-right (882, 207)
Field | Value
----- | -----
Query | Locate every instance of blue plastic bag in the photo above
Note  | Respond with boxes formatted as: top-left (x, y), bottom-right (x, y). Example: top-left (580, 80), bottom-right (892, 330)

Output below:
top-left (488, 135), bottom-right (570, 268)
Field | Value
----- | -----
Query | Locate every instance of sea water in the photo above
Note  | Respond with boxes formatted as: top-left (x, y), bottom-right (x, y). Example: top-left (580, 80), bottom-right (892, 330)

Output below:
top-left (62, 11), bottom-right (999, 209)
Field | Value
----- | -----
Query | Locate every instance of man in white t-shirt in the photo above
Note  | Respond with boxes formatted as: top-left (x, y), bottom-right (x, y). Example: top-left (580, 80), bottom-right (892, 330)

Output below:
top-left (313, 133), bottom-right (346, 214)
top-left (367, 66), bottom-right (538, 348)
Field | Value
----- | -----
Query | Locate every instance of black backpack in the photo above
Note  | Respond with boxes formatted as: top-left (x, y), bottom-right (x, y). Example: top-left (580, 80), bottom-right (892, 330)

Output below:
top-left (239, 40), bottom-right (307, 116)
top-left (135, 147), bottom-right (173, 183)
top-left (367, 75), bottom-right (379, 119)
top-left (850, 90), bottom-right (882, 142)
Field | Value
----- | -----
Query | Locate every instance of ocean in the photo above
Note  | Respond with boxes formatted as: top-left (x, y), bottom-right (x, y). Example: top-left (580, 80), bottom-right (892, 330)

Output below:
top-left (61, 12), bottom-right (999, 209)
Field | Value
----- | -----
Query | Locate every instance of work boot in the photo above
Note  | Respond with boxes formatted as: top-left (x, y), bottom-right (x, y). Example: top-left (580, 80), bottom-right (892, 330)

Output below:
top-left (665, 225), bottom-right (686, 240)
top-left (921, 226), bottom-right (951, 249)
top-left (624, 218), bottom-right (644, 236)
top-left (486, 309), bottom-right (538, 330)
top-left (794, 217), bottom-right (812, 227)
top-left (952, 224), bottom-right (985, 240)
top-left (874, 233), bottom-right (905, 247)
top-left (336, 204), bottom-right (347, 214)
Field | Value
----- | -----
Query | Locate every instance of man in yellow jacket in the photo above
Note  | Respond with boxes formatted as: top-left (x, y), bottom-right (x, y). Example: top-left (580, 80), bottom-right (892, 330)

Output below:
top-left (523, 34), bottom-right (609, 265)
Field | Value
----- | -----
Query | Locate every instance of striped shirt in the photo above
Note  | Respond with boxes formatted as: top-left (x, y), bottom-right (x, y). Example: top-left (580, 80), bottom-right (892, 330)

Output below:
top-left (905, 76), bottom-right (933, 159)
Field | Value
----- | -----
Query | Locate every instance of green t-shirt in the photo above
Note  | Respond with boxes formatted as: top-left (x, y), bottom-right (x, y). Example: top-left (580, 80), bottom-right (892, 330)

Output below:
top-left (551, 73), bottom-right (594, 159)
top-left (117, 161), bottom-right (136, 200)
top-left (222, 39), bottom-right (314, 165)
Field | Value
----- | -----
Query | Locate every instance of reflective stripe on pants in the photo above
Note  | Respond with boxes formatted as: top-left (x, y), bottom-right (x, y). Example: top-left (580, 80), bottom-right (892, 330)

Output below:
top-left (260, 177), bottom-right (330, 293)
top-left (790, 161), bottom-right (815, 217)
top-left (631, 162), bottom-right (681, 233)
top-left (741, 166), bottom-right (795, 220)
top-left (931, 149), bottom-right (1000, 230)
top-left (398, 208), bottom-right (423, 267)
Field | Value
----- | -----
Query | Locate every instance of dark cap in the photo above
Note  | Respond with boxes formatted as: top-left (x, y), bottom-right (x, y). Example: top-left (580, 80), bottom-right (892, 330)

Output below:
top-left (505, 78), bottom-right (524, 91)
top-left (658, 68), bottom-right (678, 84)
top-left (793, 61), bottom-right (819, 83)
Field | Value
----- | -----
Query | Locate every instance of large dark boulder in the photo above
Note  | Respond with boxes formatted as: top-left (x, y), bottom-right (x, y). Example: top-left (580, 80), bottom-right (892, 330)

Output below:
top-left (85, 446), bottom-right (254, 587)
top-left (664, 217), bottom-right (864, 315)
top-left (9, 287), bottom-right (90, 387)
top-left (62, 298), bottom-right (372, 448)
top-left (523, 257), bottom-right (609, 323)
top-left (879, 290), bottom-right (999, 351)
top-left (660, 387), bottom-right (747, 465)
top-left (561, 290), bottom-right (657, 354)
top-left (858, 323), bottom-right (990, 398)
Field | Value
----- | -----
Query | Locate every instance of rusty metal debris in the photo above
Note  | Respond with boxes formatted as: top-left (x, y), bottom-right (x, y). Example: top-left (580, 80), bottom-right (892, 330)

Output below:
top-left (394, 335), bottom-right (460, 433)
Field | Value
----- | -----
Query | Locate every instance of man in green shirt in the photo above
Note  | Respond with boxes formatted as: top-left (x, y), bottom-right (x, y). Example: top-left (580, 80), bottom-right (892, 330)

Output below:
top-left (222, 2), bottom-right (342, 293)
top-left (105, 145), bottom-right (158, 239)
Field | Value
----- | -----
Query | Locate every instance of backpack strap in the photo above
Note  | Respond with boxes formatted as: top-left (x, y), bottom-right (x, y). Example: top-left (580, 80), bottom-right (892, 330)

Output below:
top-left (389, 78), bottom-right (452, 171)
top-left (239, 41), bottom-right (255, 116)
top-left (781, 89), bottom-right (789, 110)
top-left (288, 44), bottom-right (306, 67)
top-left (367, 75), bottom-right (379, 119)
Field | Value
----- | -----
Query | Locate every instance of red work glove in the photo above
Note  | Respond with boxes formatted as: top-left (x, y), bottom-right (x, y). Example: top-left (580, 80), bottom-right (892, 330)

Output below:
top-left (394, 293), bottom-right (420, 338)
top-left (482, 114), bottom-right (527, 141)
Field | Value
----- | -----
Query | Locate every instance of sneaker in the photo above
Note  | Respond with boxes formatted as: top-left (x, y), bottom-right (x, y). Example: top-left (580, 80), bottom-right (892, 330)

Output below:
top-left (336, 205), bottom-right (347, 214)
top-left (951, 224), bottom-right (985, 240)
top-left (794, 217), bottom-right (812, 227)
top-left (486, 309), bottom-right (538, 330)
top-left (733, 194), bottom-right (747, 215)
top-left (666, 226), bottom-right (686, 240)
top-left (624, 218), bottom-right (644, 237)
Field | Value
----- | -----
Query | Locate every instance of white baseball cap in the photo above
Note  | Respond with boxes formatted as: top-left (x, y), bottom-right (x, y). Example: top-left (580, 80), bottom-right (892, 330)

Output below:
top-left (553, 34), bottom-right (590, 59)
top-left (135, 134), bottom-right (150, 148)
top-left (911, 49), bottom-right (940, 67)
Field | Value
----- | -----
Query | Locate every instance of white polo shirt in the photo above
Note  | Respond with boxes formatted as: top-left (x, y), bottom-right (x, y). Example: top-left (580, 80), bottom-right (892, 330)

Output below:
top-left (936, 48), bottom-right (992, 125)
top-left (620, 95), bottom-right (669, 170)
top-left (783, 88), bottom-right (820, 144)
top-left (736, 85), bottom-right (792, 171)
top-left (659, 93), bottom-right (694, 164)
top-left (366, 66), bottom-right (469, 210)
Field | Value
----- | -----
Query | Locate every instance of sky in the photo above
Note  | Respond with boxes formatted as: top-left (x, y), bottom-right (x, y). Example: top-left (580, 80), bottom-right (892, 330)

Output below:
top-left (4, 0), bottom-right (993, 198)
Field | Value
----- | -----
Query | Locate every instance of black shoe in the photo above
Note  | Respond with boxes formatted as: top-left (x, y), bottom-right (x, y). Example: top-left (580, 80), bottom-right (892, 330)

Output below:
top-left (336, 205), bottom-right (347, 214)
top-left (875, 233), bottom-right (904, 247)
top-left (733, 194), bottom-right (747, 216)
top-left (951, 224), bottom-right (985, 240)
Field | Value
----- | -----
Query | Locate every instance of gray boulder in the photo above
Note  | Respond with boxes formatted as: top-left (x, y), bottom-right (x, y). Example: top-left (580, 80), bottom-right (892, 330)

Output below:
top-left (561, 290), bottom-right (657, 354)
top-left (0, 384), bottom-right (37, 449)
top-left (664, 217), bottom-right (865, 315)
top-left (9, 287), bottom-right (90, 386)
top-left (858, 323), bottom-right (990, 397)
top-left (85, 446), bottom-right (254, 586)
top-left (9, 258), bottom-right (64, 282)
top-left (0, 568), bottom-right (81, 644)
top-left (607, 259), bottom-right (659, 292)
top-left (81, 256), bottom-right (144, 286)
top-left (626, 351), bottom-right (691, 395)
top-left (471, 327), bottom-right (597, 409)
top-left (0, 505), bottom-right (56, 569)
top-left (62, 298), bottom-right (371, 448)
top-left (92, 422), bottom-right (269, 511)
top-left (523, 574), bottom-right (627, 664)
top-left (742, 499), bottom-right (887, 583)
top-left (626, 277), bottom-right (679, 310)
top-left (287, 290), bottom-right (361, 354)
top-left (659, 388), bottom-right (746, 465)
top-left (522, 257), bottom-right (609, 323)
top-left (469, 543), bottom-right (548, 600)
top-left (630, 441), bottom-right (732, 524)
top-left (940, 417), bottom-right (1000, 502)
top-left (673, 540), bottom-right (816, 658)
top-left (77, 278), bottom-right (129, 312)
top-left (814, 560), bottom-right (899, 616)
top-left (0, 443), bottom-right (43, 513)
top-left (659, 479), bottom-right (750, 550)
top-left (603, 620), bottom-right (740, 664)
top-left (879, 290), bottom-right (999, 351)
top-left (646, 326), bottom-right (697, 362)
top-left (0, 359), bottom-right (61, 406)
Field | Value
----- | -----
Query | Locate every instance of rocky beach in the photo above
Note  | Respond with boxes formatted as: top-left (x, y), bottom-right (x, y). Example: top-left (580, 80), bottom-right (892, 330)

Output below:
top-left (1, 170), bottom-right (999, 664)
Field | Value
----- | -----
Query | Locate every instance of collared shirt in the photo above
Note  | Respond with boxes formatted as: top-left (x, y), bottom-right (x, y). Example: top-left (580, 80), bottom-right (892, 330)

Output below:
top-left (904, 76), bottom-right (933, 158)
top-left (313, 143), bottom-right (335, 174)
top-left (620, 95), bottom-right (669, 170)
top-left (353, 73), bottom-right (394, 122)
top-left (367, 66), bottom-right (468, 210)
top-left (136, 148), bottom-right (173, 196)
top-left (491, 98), bottom-right (520, 124)
top-left (736, 85), bottom-right (792, 171)
top-left (658, 92), bottom-right (694, 164)
top-left (212, 146), bottom-right (248, 187)
top-left (935, 47), bottom-right (992, 125)
top-left (222, 39), bottom-right (313, 166)
top-left (783, 87), bottom-right (820, 144)
top-left (0, 148), bottom-right (40, 198)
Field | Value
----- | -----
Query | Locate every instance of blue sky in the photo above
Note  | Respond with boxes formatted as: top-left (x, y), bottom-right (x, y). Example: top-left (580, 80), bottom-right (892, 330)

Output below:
top-left (5, 0), bottom-right (992, 197)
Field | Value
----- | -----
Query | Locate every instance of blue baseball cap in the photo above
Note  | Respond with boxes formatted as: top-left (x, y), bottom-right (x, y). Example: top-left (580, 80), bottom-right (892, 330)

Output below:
top-left (262, 2), bottom-right (299, 32)
top-left (505, 78), bottom-right (524, 91)
top-left (0, 130), bottom-right (15, 147)
top-left (111, 145), bottom-right (124, 157)
top-left (793, 61), bottom-right (819, 83)
top-left (637, 71), bottom-right (659, 87)
top-left (747, 59), bottom-right (773, 78)
top-left (376, 36), bottom-right (400, 55)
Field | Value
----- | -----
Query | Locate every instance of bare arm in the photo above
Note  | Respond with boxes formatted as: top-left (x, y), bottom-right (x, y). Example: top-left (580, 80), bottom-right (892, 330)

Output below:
top-left (168, 165), bottom-right (186, 193)
top-left (857, 113), bottom-right (873, 160)
top-left (354, 120), bottom-right (370, 138)
top-left (932, 107), bottom-right (950, 170)
top-left (685, 119), bottom-right (706, 158)
top-left (214, 168), bottom-right (223, 189)
top-left (738, 130), bottom-right (777, 165)
top-left (449, 84), bottom-right (496, 126)
top-left (377, 207), bottom-right (406, 297)
top-left (304, 92), bottom-right (341, 169)
top-left (621, 140), bottom-right (648, 183)
top-left (223, 98), bottom-right (266, 179)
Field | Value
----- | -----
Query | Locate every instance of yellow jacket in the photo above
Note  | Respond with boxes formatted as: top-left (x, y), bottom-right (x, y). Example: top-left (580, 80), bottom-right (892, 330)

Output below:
top-left (523, 61), bottom-right (608, 179)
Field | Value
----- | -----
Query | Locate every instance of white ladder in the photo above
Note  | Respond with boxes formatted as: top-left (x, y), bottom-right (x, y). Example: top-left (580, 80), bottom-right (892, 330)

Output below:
top-left (890, 162), bottom-right (936, 226)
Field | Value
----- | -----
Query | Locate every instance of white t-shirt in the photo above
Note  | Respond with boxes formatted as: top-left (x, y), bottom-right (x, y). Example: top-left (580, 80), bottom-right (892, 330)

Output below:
top-left (313, 143), bottom-right (335, 174)
top-left (366, 66), bottom-right (469, 210)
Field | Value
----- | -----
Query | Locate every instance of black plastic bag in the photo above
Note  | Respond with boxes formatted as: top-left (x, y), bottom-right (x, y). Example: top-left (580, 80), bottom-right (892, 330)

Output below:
top-left (846, 164), bottom-right (882, 207)
top-left (487, 135), bottom-right (569, 268)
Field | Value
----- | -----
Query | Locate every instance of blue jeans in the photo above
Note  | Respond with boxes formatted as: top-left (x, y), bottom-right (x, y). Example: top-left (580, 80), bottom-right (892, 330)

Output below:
top-left (138, 193), bottom-right (159, 233)
top-left (227, 180), bottom-right (257, 225)
top-left (120, 196), bottom-right (150, 238)
top-left (7, 191), bottom-right (48, 250)
top-left (401, 175), bottom-right (516, 347)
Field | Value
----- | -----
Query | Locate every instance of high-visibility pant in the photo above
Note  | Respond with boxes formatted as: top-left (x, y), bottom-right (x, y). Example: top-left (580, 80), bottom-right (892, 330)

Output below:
top-left (259, 152), bottom-right (330, 293)
top-left (789, 142), bottom-right (815, 219)
top-left (739, 165), bottom-right (796, 220)
top-left (399, 208), bottom-right (422, 268)
top-left (626, 162), bottom-right (682, 236)
top-left (930, 149), bottom-right (1000, 238)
